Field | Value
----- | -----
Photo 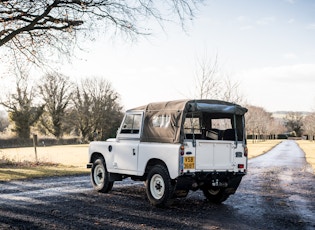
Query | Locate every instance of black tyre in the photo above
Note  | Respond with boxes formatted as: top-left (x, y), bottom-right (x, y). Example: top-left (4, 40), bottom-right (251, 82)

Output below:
top-left (145, 165), bottom-right (174, 207)
top-left (202, 188), bottom-right (230, 204)
top-left (91, 158), bottom-right (114, 193)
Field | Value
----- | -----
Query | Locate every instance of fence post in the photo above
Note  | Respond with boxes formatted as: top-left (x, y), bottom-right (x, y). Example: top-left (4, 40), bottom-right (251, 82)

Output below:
top-left (33, 134), bottom-right (38, 162)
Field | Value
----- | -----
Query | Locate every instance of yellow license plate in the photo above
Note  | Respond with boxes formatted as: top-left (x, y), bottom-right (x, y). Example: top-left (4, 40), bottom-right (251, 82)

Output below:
top-left (184, 156), bottom-right (195, 169)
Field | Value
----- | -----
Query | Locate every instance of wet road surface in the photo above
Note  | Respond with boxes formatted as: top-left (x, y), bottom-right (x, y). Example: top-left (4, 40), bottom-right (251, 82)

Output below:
top-left (227, 140), bottom-right (315, 229)
top-left (0, 140), bottom-right (314, 229)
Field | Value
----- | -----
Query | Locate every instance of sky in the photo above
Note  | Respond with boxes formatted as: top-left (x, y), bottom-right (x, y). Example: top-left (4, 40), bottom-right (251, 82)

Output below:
top-left (1, 0), bottom-right (315, 112)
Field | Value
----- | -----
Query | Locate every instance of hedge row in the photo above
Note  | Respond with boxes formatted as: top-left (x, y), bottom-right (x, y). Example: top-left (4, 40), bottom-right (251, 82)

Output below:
top-left (0, 137), bottom-right (82, 148)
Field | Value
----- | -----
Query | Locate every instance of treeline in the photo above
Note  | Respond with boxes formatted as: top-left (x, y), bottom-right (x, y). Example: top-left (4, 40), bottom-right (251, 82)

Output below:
top-left (245, 105), bottom-right (315, 141)
top-left (1, 72), bottom-right (315, 144)
top-left (0, 73), bottom-right (123, 143)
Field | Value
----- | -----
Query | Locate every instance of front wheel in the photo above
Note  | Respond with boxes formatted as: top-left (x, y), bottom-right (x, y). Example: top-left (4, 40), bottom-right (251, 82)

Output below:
top-left (145, 165), bottom-right (174, 207)
top-left (91, 158), bottom-right (114, 193)
top-left (202, 188), bottom-right (230, 204)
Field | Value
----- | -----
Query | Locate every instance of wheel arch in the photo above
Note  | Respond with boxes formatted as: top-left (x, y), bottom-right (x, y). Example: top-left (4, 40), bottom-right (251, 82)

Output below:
top-left (144, 158), bottom-right (169, 178)
top-left (90, 152), bottom-right (105, 163)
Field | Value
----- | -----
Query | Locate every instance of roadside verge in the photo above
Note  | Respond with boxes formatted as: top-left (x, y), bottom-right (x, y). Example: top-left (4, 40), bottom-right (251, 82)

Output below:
top-left (1, 140), bottom-right (313, 181)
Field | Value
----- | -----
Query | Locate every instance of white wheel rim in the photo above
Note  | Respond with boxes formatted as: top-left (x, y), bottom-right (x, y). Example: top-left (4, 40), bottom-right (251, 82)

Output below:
top-left (150, 174), bottom-right (165, 200)
top-left (94, 164), bottom-right (105, 186)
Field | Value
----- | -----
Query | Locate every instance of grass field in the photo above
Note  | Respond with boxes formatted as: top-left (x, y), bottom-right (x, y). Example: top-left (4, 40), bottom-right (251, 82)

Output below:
top-left (0, 140), bottom-right (314, 181)
top-left (296, 140), bottom-right (315, 172)
top-left (247, 140), bottom-right (282, 159)
top-left (0, 144), bottom-right (89, 167)
top-left (0, 145), bottom-right (90, 181)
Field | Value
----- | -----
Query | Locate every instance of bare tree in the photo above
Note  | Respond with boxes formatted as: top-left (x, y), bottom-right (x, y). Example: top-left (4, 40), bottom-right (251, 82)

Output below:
top-left (245, 105), bottom-right (277, 142)
top-left (193, 53), bottom-right (244, 104)
top-left (221, 75), bottom-right (244, 104)
top-left (0, 0), bottom-right (202, 65)
top-left (269, 117), bottom-right (286, 139)
top-left (38, 73), bottom-right (73, 138)
top-left (0, 110), bottom-right (9, 132)
top-left (0, 74), bottom-right (44, 138)
top-left (70, 82), bottom-right (94, 142)
top-left (302, 112), bottom-right (315, 140)
top-left (71, 77), bottom-right (123, 142)
top-left (283, 112), bottom-right (304, 137)
top-left (194, 53), bottom-right (220, 99)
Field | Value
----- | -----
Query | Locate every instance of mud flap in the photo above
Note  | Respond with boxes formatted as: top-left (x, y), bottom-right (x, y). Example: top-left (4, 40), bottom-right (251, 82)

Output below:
top-left (225, 175), bottom-right (243, 194)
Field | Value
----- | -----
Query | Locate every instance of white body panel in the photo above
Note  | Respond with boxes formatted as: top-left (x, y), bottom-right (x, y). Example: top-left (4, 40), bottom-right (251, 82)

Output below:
top-left (89, 139), bottom-right (181, 179)
top-left (88, 138), bottom-right (247, 179)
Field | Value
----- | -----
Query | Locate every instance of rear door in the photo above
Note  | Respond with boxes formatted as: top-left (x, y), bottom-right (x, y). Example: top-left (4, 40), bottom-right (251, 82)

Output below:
top-left (195, 140), bottom-right (235, 171)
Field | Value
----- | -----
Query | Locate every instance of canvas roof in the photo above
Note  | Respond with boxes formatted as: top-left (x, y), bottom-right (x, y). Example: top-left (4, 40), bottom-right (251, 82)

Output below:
top-left (128, 99), bottom-right (247, 143)
top-left (129, 99), bottom-right (247, 115)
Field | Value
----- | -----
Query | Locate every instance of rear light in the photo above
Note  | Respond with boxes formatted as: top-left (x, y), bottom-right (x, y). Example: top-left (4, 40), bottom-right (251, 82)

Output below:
top-left (238, 164), bottom-right (244, 169)
top-left (179, 145), bottom-right (184, 174)
top-left (244, 146), bottom-right (248, 157)
top-left (179, 144), bottom-right (185, 155)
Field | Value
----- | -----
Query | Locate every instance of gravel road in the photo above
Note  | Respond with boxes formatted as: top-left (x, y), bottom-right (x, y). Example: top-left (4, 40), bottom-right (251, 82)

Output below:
top-left (0, 140), bottom-right (314, 229)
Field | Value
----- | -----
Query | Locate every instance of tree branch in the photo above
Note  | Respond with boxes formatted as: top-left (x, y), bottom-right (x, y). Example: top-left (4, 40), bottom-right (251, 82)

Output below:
top-left (0, 0), bottom-right (202, 66)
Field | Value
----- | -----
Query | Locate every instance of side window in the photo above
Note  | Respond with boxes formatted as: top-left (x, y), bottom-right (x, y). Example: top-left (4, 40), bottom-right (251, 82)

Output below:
top-left (152, 115), bottom-right (171, 128)
top-left (120, 114), bottom-right (141, 134)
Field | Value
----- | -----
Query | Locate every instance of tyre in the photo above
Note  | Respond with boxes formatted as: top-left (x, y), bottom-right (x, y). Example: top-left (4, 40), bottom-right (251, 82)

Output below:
top-left (145, 165), bottom-right (174, 207)
top-left (91, 158), bottom-right (114, 193)
top-left (202, 188), bottom-right (229, 204)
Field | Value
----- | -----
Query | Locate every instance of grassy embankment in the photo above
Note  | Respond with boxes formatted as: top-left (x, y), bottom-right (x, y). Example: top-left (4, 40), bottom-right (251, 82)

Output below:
top-left (247, 139), bottom-right (282, 159)
top-left (0, 145), bottom-right (90, 181)
top-left (0, 140), bottom-right (314, 181)
top-left (296, 140), bottom-right (315, 172)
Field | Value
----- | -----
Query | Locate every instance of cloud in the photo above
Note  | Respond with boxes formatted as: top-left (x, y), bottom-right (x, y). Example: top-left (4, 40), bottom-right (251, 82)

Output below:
top-left (235, 64), bottom-right (315, 111)
top-left (240, 25), bottom-right (254, 31)
top-left (283, 52), bottom-right (297, 59)
top-left (235, 15), bottom-right (254, 30)
top-left (288, 18), bottom-right (295, 24)
top-left (256, 17), bottom-right (276, 26)
top-left (236, 16), bottom-right (249, 22)
top-left (284, 0), bottom-right (295, 4)
top-left (239, 64), bottom-right (315, 83)
top-left (306, 23), bottom-right (315, 30)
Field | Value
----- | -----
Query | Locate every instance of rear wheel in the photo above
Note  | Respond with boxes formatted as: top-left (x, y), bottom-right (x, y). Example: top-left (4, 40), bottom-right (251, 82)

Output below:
top-left (91, 158), bottom-right (114, 193)
top-left (202, 188), bottom-right (229, 204)
top-left (145, 165), bottom-right (174, 207)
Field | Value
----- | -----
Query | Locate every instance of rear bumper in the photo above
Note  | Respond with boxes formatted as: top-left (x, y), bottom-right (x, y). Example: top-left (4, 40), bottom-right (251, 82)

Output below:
top-left (175, 172), bottom-right (245, 191)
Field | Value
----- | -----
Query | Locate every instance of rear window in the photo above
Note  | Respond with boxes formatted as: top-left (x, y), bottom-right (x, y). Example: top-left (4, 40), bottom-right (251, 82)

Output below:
top-left (211, 118), bottom-right (232, 129)
top-left (184, 117), bottom-right (201, 134)
top-left (183, 113), bottom-right (243, 141)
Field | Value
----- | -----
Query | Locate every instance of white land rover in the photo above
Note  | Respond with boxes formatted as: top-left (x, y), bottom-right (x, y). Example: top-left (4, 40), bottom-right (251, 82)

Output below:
top-left (87, 99), bottom-right (248, 207)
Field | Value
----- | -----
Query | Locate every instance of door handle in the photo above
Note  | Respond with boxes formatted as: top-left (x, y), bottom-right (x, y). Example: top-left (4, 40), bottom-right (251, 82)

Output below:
top-left (132, 148), bottom-right (136, 156)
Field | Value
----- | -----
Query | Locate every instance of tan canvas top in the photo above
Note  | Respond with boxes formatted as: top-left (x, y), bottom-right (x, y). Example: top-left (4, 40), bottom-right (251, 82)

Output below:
top-left (129, 99), bottom-right (189, 112)
top-left (128, 99), bottom-right (247, 143)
